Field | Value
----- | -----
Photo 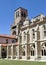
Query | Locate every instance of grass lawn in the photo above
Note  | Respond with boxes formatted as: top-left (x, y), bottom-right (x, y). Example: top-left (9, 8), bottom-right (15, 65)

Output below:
top-left (0, 60), bottom-right (46, 65)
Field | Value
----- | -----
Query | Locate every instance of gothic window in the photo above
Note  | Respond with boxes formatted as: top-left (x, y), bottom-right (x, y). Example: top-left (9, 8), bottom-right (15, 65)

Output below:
top-left (23, 51), bottom-right (25, 56)
top-left (31, 50), bottom-right (34, 56)
top-left (44, 49), bottom-right (46, 56)
top-left (33, 44), bottom-right (35, 48)
top-left (42, 50), bottom-right (43, 56)
top-left (42, 49), bottom-right (46, 56)
top-left (43, 24), bottom-right (46, 36)
top-left (31, 44), bottom-right (35, 56)
top-left (31, 50), bottom-right (32, 56)
top-left (32, 29), bottom-right (35, 39)
top-left (24, 32), bottom-right (26, 42)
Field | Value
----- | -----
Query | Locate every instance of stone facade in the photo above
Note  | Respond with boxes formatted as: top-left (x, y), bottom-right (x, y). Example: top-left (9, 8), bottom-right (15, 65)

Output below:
top-left (0, 7), bottom-right (46, 61)
top-left (11, 7), bottom-right (46, 60)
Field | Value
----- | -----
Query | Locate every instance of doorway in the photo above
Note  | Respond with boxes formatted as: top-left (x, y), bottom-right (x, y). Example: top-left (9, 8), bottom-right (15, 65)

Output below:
top-left (1, 48), bottom-right (7, 58)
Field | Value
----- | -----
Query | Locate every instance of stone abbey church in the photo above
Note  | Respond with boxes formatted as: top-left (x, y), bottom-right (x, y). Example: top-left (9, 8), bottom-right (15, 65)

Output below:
top-left (0, 7), bottom-right (46, 61)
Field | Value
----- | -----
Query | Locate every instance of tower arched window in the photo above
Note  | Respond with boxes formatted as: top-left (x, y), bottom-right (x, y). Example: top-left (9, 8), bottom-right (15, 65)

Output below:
top-left (16, 11), bottom-right (19, 18)
top-left (21, 11), bottom-right (23, 17)
top-left (21, 11), bottom-right (26, 17)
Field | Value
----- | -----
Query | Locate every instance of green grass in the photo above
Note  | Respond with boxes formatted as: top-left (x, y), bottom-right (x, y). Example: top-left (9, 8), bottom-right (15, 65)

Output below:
top-left (0, 60), bottom-right (46, 65)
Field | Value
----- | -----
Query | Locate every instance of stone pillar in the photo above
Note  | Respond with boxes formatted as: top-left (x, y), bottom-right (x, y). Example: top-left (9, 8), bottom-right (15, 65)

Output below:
top-left (0, 44), bottom-right (1, 59)
top-left (13, 45), bottom-right (16, 58)
top-left (17, 44), bottom-right (22, 59)
top-left (19, 45), bottom-right (22, 59)
top-left (27, 32), bottom-right (30, 59)
top-left (30, 29), bottom-right (33, 42)
top-left (7, 46), bottom-right (8, 59)
top-left (25, 45), bottom-right (27, 59)
top-left (25, 31), bottom-right (30, 59)
top-left (11, 45), bottom-right (13, 59)
top-left (35, 26), bottom-right (41, 60)
top-left (17, 35), bottom-right (22, 59)
top-left (8, 46), bottom-right (11, 58)
top-left (27, 44), bottom-right (30, 59)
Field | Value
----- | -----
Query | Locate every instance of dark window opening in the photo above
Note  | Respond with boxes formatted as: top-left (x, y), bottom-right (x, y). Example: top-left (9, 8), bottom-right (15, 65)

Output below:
top-left (31, 50), bottom-right (34, 56)
top-left (23, 51), bottom-right (25, 56)
top-left (12, 31), bottom-right (16, 35)
top-left (45, 43), bottom-right (46, 46)
top-left (42, 50), bottom-right (43, 56)
top-left (1, 48), bottom-right (6, 58)
top-left (33, 44), bottom-right (35, 48)
top-left (16, 38), bottom-right (18, 42)
top-left (42, 49), bottom-right (46, 56)
top-left (16, 11), bottom-right (19, 18)
top-left (12, 26), bottom-right (16, 29)
top-left (21, 12), bottom-right (26, 17)
top-left (21, 12), bottom-right (23, 17)
top-left (12, 40), bottom-right (15, 43)
top-left (32, 29), bottom-right (35, 38)
top-left (33, 50), bottom-right (34, 56)
top-left (6, 39), bottom-right (8, 43)
top-left (31, 51), bottom-right (32, 56)
top-left (44, 50), bottom-right (46, 56)
top-left (24, 13), bottom-right (26, 17)
top-left (44, 31), bottom-right (46, 36)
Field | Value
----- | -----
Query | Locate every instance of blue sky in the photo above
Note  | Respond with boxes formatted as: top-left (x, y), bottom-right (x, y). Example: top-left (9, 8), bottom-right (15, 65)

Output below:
top-left (0, 0), bottom-right (46, 34)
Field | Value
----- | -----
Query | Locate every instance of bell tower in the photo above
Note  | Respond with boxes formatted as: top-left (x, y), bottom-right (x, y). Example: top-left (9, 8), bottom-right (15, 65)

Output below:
top-left (14, 7), bottom-right (28, 25)
top-left (11, 7), bottom-right (28, 36)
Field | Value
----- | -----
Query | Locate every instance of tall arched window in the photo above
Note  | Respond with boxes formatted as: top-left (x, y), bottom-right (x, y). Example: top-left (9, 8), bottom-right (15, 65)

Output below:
top-left (31, 50), bottom-right (34, 56)
top-left (30, 44), bottom-right (35, 56)
top-left (42, 49), bottom-right (46, 56)
top-left (43, 24), bottom-right (46, 36)
top-left (24, 32), bottom-right (26, 42)
top-left (32, 29), bottom-right (35, 39)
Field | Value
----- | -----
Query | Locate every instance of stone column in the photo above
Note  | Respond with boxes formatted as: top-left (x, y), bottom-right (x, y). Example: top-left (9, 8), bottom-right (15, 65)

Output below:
top-left (25, 44), bottom-right (30, 59)
top-left (25, 31), bottom-right (30, 59)
top-left (35, 26), bottom-right (41, 60)
top-left (17, 34), bottom-right (22, 59)
top-left (11, 45), bottom-right (13, 59)
top-left (19, 45), bottom-right (22, 59)
top-left (13, 45), bottom-right (16, 58)
top-left (27, 33), bottom-right (30, 59)
top-left (8, 46), bottom-right (11, 58)
top-left (27, 44), bottom-right (30, 59)
top-left (30, 29), bottom-right (33, 42)
top-left (7, 45), bottom-right (8, 59)
top-left (0, 44), bottom-right (1, 59)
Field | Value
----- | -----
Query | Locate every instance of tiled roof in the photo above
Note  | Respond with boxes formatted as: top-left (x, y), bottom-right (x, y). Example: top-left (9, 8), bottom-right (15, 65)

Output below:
top-left (0, 34), bottom-right (15, 39)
